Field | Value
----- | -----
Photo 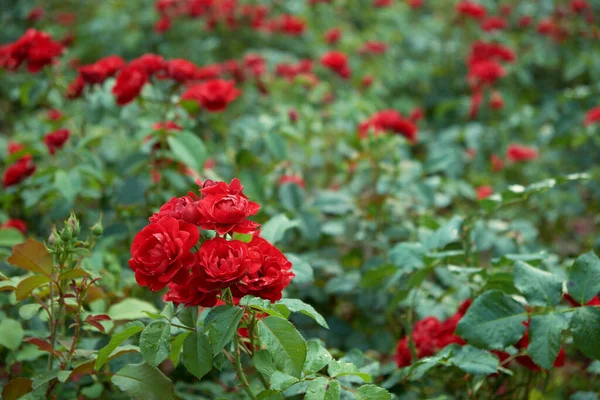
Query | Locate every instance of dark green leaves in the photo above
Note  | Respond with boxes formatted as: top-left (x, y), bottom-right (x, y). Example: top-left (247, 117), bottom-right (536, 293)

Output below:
top-left (304, 340), bottom-right (333, 375)
top-left (456, 290), bottom-right (527, 349)
top-left (448, 345), bottom-right (499, 375)
top-left (305, 378), bottom-right (340, 400)
top-left (528, 313), bottom-right (569, 369)
top-left (258, 316), bottom-right (307, 378)
top-left (205, 306), bottom-right (244, 355)
top-left (570, 307), bottom-right (600, 360)
top-left (568, 252), bottom-right (600, 305)
top-left (111, 362), bottom-right (174, 400)
top-left (275, 299), bottom-right (329, 329)
top-left (96, 321), bottom-right (144, 370)
top-left (356, 384), bottom-right (392, 400)
top-left (182, 331), bottom-right (213, 380)
top-left (140, 321), bottom-right (171, 367)
top-left (514, 261), bottom-right (563, 306)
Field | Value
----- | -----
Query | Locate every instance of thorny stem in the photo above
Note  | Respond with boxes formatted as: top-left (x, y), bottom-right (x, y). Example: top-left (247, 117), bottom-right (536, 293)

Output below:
top-left (233, 336), bottom-right (258, 400)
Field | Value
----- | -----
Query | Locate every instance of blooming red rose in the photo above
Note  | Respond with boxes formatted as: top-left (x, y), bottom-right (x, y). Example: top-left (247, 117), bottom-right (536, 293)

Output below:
top-left (128, 217), bottom-right (199, 291)
top-left (476, 185), bottom-right (493, 200)
top-left (456, 1), bottom-right (486, 19)
top-left (358, 110), bottom-right (418, 142)
top-left (150, 195), bottom-right (197, 223)
top-left (129, 54), bottom-right (165, 75)
top-left (181, 79), bottom-right (241, 112)
top-left (79, 55), bottom-right (125, 84)
top-left (506, 144), bottom-right (538, 162)
top-left (164, 58), bottom-right (198, 82)
top-left (373, 0), bottom-right (393, 7)
top-left (1, 29), bottom-right (63, 73)
top-left (279, 175), bottom-right (305, 188)
top-left (324, 28), bottom-right (342, 45)
top-left (27, 7), bottom-right (44, 22)
top-left (155, 15), bottom-right (172, 33)
top-left (194, 238), bottom-right (260, 291)
top-left (481, 16), bottom-right (507, 32)
top-left (584, 107), bottom-right (600, 126)
top-left (276, 15), bottom-right (306, 36)
top-left (571, 0), bottom-right (590, 14)
top-left (1, 219), bottom-right (27, 234)
top-left (44, 128), bottom-right (70, 155)
top-left (8, 141), bottom-right (25, 155)
top-left (233, 236), bottom-right (294, 302)
top-left (196, 64), bottom-right (222, 80)
top-left (3, 155), bottom-right (36, 188)
top-left (361, 75), bottom-right (374, 88)
top-left (519, 15), bottom-right (533, 28)
top-left (409, 107), bottom-right (424, 123)
top-left (467, 60), bottom-right (506, 86)
top-left (407, 0), bottom-right (424, 8)
top-left (244, 54), bottom-right (267, 78)
top-left (112, 65), bottom-right (148, 105)
top-left (359, 41), bottom-right (388, 56)
top-left (153, 121), bottom-right (183, 132)
top-left (320, 51), bottom-right (351, 79)
top-left (163, 280), bottom-right (219, 307)
top-left (182, 178), bottom-right (260, 235)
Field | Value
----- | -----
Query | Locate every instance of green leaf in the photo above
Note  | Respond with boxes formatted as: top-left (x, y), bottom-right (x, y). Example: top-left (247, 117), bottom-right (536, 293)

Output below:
top-left (108, 298), bottom-right (159, 321)
top-left (275, 299), bottom-right (329, 329)
top-left (205, 305), bottom-right (244, 355)
top-left (140, 320), bottom-right (171, 367)
top-left (304, 340), bottom-right (333, 375)
top-left (513, 261), bottom-right (563, 307)
top-left (423, 216), bottom-right (463, 251)
top-left (571, 306), bottom-right (600, 360)
top-left (258, 316), bottom-right (307, 378)
top-left (54, 170), bottom-right (81, 204)
top-left (270, 371), bottom-right (299, 391)
top-left (389, 242), bottom-right (425, 271)
top-left (327, 360), bottom-right (371, 383)
top-left (279, 183), bottom-right (304, 212)
top-left (168, 332), bottom-right (190, 368)
top-left (7, 239), bottom-right (53, 277)
top-left (183, 331), bottom-right (213, 380)
top-left (568, 252), bottom-right (600, 305)
top-left (167, 131), bottom-right (207, 175)
top-left (305, 377), bottom-right (340, 400)
top-left (356, 384), bottom-right (392, 400)
top-left (19, 303), bottom-right (42, 320)
top-left (239, 296), bottom-right (285, 318)
top-left (528, 313), bottom-right (569, 369)
top-left (96, 321), bottom-right (145, 370)
top-left (0, 228), bottom-right (24, 248)
top-left (456, 290), bottom-right (527, 349)
top-left (111, 362), bottom-right (174, 400)
top-left (448, 345), bottom-right (499, 375)
top-left (15, 275), bottom-right (52, 301)
top-left (254, 349), bottom-right (277, 378)
top-left (0, 318), bottom-right (24, 350)
top-left (260, 214), bottom-right (299, 245)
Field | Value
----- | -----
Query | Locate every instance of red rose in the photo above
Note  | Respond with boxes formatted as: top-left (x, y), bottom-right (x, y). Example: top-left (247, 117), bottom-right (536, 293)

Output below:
top-left (467, 60), bottom-right (506, 86)
top-left (481, 16), bottom-right (507, 32)
top-left (373, 0), bottom-right (393, 7)
top-left (409, 107), bottom-right (424, 123)
top-left (584, 107), bottom-right (600, 126)
top-left (362, 75), bottom-right (374, 88)
top-left (79, 55), bottom-right (126, 84)
top-left (164, 58), bottom-right (198, 82)
top-left (490, 154), bottom-right (504, 172)
top-left (1, 219), bottom-right (27, 234)
top-left (233, 236), bottom-right (294, 302)
top-left (476, 185), bottom-right (493, 200)
top-left (506, 144), bottom-right (538, 162)
top-left (183, 178), bottom-right (260, 235)
top-left (180, 79), bottom-right (241, 112)
top-left (43, 128), bottom-right (70, 155)
top-left (155, 16), bottom-right (172, 33)
top-left (407, 0), bottom-right (424, 8)
top-left (149, 195), bottom-right (197, 223)
top-left (324, 28), bottom-right (342, 45)
top-left (128, 217), bottom-right (199, 291)
top-left (276, 15), bottom-right (306, 36)
top-left (320, 51), bottom-right (351, 79)
top-left (196, 64), bottom-right (222, 81)
top-left (3, 155), bottom-right (36, 188)
top-left (152, 121), bottom-right (183, 132)
top-left (244, 54), bottom-right (267, 78)
top-left (27, 7), bottom-right (44, 22)
top-left (47, 109), bottom-right (63, 121)
top-left (163, 281), bottom-right (219, 307)
top-left (358, 110), bottom-right (418, 142)
top-left (1, 29), bottom-right (63, 73)
top-left (66, 75), bottom-right (85, 99)
top-left (359, 41), bottom-right (388, 56)
top-left (129, 54), bottom-right (165, 75)
top-left (8, 141), bottom-right (25, 155)
top-left (112, 65), bottom-right (148, 105)
top-left (456, 1), bottom-right (486, 19)
top-left (194, 238), bottom-right (259, 291)
top-left (489, 90), bottom-right (504, 110)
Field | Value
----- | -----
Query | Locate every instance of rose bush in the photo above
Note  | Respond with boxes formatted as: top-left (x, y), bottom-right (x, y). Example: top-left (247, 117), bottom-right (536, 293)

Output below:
top-left (1, 0), bottom-right (600, 399)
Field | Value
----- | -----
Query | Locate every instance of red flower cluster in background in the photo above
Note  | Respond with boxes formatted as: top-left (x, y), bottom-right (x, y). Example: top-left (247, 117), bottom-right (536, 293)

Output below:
top-left (456, 1), bottom-right (486, 20)
top-left (395, 300), bottom-right (472, 367)
top-left (358, 109), bottom-right (420, 142)
top-left (44, 128), bottom-right (70, 155)
top-left (2, 142), bottom-right (36, 189)
top-left (0, 29), bottom-right (63, 73)
top-left (320, 51), bottom-right (351, 79)
top-left (506, 144), bottom-right (539, 163)
top-left (129, 178), bottom-right (294, 307)
top-left (0, 219), bottom-right (27, 234)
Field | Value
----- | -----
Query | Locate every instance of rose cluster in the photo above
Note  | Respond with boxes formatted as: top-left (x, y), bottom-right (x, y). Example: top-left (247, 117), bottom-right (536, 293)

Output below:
top-left (0, 29), bottom-right (64, 73)
top-left (129, 178), bottom-right (294, 307)
top-left (395, 300), bottom-right (472, 367)
top-left (3, 142), bottom-right (36, 189)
